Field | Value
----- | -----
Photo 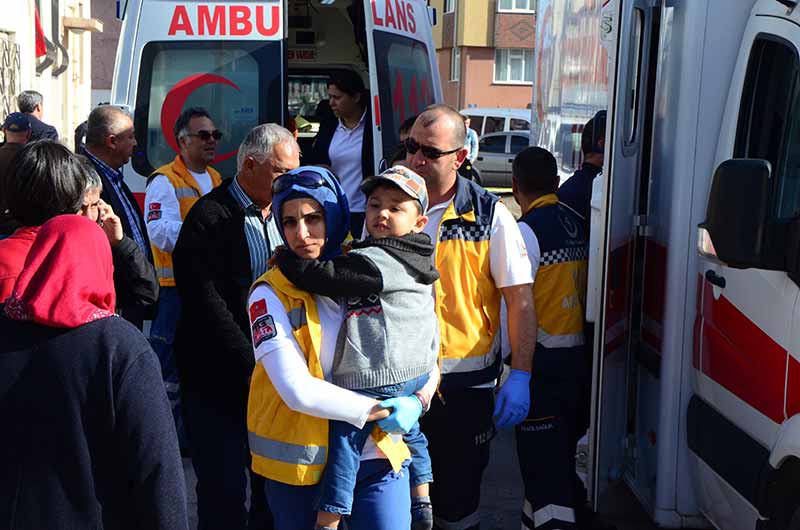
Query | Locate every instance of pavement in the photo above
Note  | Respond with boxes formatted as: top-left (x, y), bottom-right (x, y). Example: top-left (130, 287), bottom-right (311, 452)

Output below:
top-left (182, 427), bottom-right (657, 530)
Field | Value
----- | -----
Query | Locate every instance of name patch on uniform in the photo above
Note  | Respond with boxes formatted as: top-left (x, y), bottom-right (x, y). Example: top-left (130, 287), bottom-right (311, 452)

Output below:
top-left (252, 315), bottom-right (277, 347)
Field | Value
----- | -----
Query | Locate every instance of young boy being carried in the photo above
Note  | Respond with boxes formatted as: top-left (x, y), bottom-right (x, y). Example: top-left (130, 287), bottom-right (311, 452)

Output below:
top-left (274, 166), bottom-right (439, 530)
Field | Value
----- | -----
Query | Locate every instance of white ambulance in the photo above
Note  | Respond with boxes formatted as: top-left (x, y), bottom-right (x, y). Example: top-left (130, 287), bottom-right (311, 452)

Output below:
top-left (534, 0), bottom-right (800, 529)
top-left (111, 0), bottom-right (443, 201)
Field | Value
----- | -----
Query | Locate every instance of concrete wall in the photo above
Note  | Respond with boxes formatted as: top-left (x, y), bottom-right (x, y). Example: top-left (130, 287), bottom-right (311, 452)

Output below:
top-left (0, 0), bottom-right (96, 148)
top-left (91, 0), bottom-right (121, 93)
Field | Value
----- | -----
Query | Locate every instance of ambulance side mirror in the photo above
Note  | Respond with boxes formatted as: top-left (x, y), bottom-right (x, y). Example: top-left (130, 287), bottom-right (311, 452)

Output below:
top-left (699, 159), bottom-right (774, 269)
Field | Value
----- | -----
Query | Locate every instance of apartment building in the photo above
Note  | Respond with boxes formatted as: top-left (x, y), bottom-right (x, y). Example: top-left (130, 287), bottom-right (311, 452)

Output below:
top-left (430, 0), bottom-right (535, 110)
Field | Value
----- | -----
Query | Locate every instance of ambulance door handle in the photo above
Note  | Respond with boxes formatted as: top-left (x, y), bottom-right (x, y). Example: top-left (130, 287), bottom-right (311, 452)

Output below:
top-left (705, 270), bottom-right (726, 289)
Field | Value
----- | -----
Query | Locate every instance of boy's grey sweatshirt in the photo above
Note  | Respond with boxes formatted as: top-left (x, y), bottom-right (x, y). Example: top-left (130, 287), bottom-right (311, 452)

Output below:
top-left (275, 233), bottom-right (440, 390)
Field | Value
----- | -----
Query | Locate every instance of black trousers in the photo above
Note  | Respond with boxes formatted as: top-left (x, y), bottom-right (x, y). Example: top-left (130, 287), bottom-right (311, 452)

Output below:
top-left (182, 390), bottom-right (273, 530)
top-left (420, 387), bottom-right (495, 530)
top-left (515, 348), bottom-right (590, 530)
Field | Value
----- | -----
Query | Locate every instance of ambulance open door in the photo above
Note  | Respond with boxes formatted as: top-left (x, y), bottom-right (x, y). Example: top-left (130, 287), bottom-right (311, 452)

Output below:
top-left (362, 0), bottom-right (442, 170)
top-left (586, 0), bottom-right (658, 510)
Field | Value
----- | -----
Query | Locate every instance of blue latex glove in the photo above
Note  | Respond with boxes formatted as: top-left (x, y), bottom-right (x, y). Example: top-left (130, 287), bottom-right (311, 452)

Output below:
top-left (494, 369), bottom-right (531, 429)
top-left (377, 396), bottom-right (423, 434)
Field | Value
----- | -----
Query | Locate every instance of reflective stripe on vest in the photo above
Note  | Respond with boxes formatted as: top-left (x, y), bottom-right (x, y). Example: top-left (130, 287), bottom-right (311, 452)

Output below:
top-left (174, 187), bottom-right (200, 199)
top-left (537, 328), bottom-right (584, 348)
top-left (248, 431), bottom-right (326, 466)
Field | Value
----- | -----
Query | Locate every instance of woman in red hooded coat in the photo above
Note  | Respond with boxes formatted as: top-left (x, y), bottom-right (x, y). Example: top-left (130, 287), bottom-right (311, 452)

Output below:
top-left (0, 215), bottom-right (187, 530)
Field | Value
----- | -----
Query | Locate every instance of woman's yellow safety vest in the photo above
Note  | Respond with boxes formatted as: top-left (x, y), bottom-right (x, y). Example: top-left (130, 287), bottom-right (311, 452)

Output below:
top-left (149, 155), bottom-right (222, 287)
top-left (247, 268), bottom-right (409, 486)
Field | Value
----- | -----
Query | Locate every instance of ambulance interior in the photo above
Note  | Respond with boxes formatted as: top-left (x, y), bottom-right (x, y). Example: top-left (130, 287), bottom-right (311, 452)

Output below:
top-left (286, 0), bottom-right (369, 155)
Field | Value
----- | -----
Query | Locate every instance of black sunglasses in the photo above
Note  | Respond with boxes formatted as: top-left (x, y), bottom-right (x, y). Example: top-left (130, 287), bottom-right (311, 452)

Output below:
top-left (272, 170), bottom-right (331, 195)
top-left (187, 129), bottom-right (223, 141)
top-left (404, 138), bottom-right (461, 160)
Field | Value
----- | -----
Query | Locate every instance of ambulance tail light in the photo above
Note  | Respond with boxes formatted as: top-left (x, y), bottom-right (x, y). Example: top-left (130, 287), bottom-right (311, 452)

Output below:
top-left (699, 159), bottom-right (776, 270)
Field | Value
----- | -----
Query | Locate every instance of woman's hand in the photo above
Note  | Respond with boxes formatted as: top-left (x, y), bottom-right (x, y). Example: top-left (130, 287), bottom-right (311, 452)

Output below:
top-left (376, 396), bottom-right (423, 434)
top-left (97, 200), bottom-right (124, 247)
top-left (366, 402), bottom-right (391, 422)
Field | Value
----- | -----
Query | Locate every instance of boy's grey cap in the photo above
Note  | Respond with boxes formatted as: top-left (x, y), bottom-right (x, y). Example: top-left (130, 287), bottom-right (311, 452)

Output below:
top-left (361, 165), bottom-right (429, 212)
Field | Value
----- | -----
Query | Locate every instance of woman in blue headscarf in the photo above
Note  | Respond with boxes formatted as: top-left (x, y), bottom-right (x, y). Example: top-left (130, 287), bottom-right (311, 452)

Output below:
top-left (245, 167), bottom-right (436, 530)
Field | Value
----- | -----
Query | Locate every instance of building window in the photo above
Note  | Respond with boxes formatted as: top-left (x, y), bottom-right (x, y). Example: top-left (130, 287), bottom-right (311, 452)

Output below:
top-left (451, 47), bottom-right (461, 81)
top-left (445, 0), bottom-right (456, 13)
top-left (494, 48), bottom-right (533, 83)
top-left (498, 0), bottom-right (533, 12)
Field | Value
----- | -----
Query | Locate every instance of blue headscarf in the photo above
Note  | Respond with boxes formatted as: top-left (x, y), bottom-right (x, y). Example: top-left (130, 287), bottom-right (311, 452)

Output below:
top-left (271, 166), bottom-right (351, 260)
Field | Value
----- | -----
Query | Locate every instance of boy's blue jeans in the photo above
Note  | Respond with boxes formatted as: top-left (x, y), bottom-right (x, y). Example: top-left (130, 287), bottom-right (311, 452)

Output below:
top-left (318, 373), bottom-right (433, 515)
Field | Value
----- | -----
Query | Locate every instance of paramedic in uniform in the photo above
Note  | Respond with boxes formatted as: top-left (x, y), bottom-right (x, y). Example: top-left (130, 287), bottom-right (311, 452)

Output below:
top-left (144, 107), bottom-right (223, 450)
top-left (405, 105), bottom-right (537, 530)
top-left (510, 147), bottom-right (589, 530)
top-left (557, 110), bottom-right (606, 226)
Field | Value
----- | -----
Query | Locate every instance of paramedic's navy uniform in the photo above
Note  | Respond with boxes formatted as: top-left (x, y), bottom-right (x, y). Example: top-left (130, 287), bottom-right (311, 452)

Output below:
top-left (515, 194), bottom-right (589, 530)
top-left (557, 162), bottom-right (602, 224)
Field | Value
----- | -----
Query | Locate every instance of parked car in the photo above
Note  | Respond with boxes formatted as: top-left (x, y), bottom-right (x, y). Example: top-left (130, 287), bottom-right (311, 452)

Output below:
top-left (461, 108), bottom-right (531, 136)
top-left (473, 131), bottom-right (530, 188)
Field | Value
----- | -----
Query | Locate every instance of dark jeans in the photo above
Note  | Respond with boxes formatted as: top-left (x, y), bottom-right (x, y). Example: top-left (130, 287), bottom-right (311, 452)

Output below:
top-left (182, 390), bottom-right (273, 530)
top-left (265, 459), bottom-right (411, 530)
top-left (148, 286), bottom-right (187, 451)
top-left (318, 373), bottom-right (432, 515)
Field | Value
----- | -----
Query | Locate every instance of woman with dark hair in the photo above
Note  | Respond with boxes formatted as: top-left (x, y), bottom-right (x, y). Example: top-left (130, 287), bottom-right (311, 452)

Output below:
top-left (0, 140), bottom-right (87, 301)
top-left (307, 71), bottom-right (374, 235)
top-left (0, 214), bottom-right (187, 529)
top-left (246, 166), bottom-right (436, 529)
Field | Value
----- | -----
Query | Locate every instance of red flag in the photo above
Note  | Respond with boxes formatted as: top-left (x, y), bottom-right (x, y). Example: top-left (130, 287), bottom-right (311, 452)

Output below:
top-left (34, 7), bottom-right (47, 58)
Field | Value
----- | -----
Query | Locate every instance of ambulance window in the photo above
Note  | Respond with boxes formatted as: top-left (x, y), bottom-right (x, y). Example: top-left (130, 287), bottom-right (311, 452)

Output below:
top-left (374, 33), bottom-right (436, 164)
top-left (133, 41), bottom-right (282, 178)
top-left (734, 36), bottom-right (800, 219)
top-left (623, 8), bottom-right (644, 145)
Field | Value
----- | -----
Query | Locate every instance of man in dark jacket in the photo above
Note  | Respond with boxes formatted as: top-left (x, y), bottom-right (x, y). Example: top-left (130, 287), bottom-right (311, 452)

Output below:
top-left (17, 90), bottom-right (59, 141)
top-left (81, 165), bottom-right (158, 329)
top-left (557, 110), bottom-right (606, 225)
top-left (83, 105), bottom-right (155, 328)
top-left (172, 124), bottom-right (299, 530)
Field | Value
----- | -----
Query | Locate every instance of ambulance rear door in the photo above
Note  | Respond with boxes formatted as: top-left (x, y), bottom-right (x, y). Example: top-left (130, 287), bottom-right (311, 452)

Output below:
top-left (362, 0), bottom-right (443, 170)
top-left (586, 0), bottom-right (655, 509)
top-left (115, 0), bottom-right (286, 186)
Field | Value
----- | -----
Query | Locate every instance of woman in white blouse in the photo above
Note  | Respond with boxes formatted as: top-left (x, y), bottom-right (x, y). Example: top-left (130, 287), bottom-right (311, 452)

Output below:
top-left (307, 71), bottom-right (374, 237)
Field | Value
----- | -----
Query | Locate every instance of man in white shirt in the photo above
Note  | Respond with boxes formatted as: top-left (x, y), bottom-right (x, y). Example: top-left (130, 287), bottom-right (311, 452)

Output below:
top-left (144, 107), bottom-right (223, 457)
top-left (405, 105), bottom-right (537, 530)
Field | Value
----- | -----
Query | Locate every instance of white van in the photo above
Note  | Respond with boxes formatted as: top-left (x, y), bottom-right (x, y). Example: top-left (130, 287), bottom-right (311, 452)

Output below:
top-left (111, 0), bottom-right (443, 199)
top-left (460, 107), bottom-right (531, 136)
top-left (534, 1), bottom-right (800, 530)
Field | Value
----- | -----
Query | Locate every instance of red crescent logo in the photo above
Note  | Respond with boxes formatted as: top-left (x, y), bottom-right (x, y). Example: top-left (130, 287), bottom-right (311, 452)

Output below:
top-left (160, 73), bottom-right (241, 164)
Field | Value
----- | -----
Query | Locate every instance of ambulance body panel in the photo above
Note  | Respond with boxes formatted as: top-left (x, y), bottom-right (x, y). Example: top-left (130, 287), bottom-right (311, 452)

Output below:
top-left (533, 1), bottom-right (800, 529)
top-left (111, 0), bottom-right (442, 201)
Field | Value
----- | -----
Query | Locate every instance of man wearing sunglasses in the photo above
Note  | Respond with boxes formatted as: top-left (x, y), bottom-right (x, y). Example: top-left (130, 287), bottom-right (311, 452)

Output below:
top-left (144, 107), bottom-right (223, 457)
top-left (406, 105), bottom-right (537, 530)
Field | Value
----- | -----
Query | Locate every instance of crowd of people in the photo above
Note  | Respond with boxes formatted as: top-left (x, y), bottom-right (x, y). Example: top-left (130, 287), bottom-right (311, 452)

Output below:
top-left (0, 82), bottom-right (607, 530)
